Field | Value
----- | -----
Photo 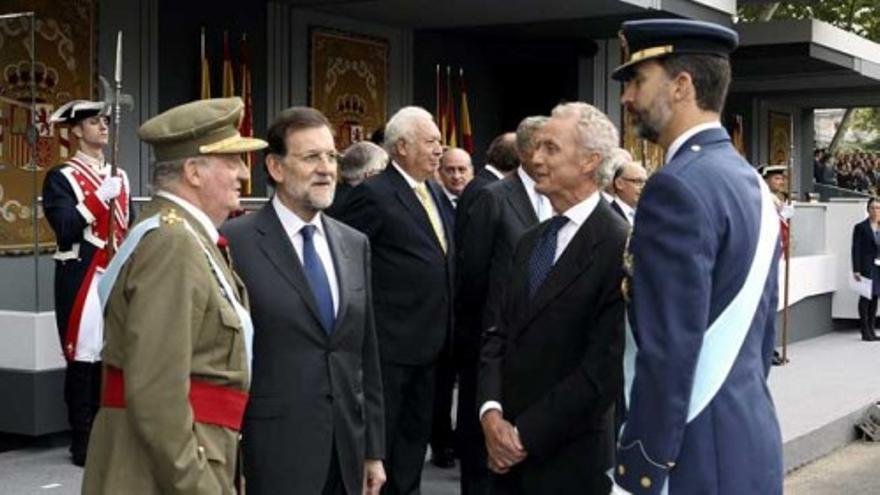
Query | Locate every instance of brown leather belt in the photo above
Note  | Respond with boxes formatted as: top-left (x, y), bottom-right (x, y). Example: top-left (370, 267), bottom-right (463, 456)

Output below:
top-left (102, 366), bottom-right (248, 431)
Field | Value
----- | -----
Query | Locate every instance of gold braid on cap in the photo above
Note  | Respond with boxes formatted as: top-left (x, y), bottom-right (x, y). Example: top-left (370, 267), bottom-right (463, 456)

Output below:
top-left (629, 45), bottom-right (674, 63)
top-left (199, 132), bottom-right (244, 154)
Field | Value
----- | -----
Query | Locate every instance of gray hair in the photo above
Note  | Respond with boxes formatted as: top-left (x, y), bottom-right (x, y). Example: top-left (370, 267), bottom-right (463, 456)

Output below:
top-left (516, 116), bottom-right (548, 154)
top-left (607, 148), bottom-right (634, 182)
top-left (550, 102), bottom-right (620, 188)
top-left (340, 141), bottom-right (389, 182)
top-left (383, 106), bottom-right (435, 157)
top-left (151, 156), bottom-right (202, 192)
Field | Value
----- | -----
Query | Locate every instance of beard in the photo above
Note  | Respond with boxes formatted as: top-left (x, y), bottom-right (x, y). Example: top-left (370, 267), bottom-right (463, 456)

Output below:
top-left (307, 186), bottom-right (335, 211)
top-left (630, 96), bottom-right (672, 144)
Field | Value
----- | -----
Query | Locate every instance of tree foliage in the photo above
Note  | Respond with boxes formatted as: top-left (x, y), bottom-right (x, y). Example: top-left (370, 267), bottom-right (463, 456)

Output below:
top-left (738, 1), bottom-right (880, 42)
top-left (738, 1), bottom-right (880, 147)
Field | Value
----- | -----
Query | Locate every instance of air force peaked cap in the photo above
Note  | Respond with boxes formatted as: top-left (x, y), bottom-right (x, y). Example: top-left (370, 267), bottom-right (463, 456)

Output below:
top-left (138, 97), bottom-right (267, 162)
top-left (612, 19), bottom-right (739, 81)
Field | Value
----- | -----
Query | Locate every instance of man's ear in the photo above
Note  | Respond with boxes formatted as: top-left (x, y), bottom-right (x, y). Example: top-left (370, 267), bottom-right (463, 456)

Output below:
top-left (394, 139), bottom-right (408, 159)
top-left (265, 154), bottom-right (285, 185)
top-left (181, 157), bottom-right (203, 187)
top-left (580, 150), bottom-right (601, 178)
top-left (71, 124), bottom-right (83, 140)
top-left (673, 71), bottom-right (694, 103)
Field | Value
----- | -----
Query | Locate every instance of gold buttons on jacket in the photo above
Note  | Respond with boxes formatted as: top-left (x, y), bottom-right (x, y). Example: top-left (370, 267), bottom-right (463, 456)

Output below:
top-left (618, 464), bottom-right (626, 476)
top-left (640, 476), bottom-right (652, 488)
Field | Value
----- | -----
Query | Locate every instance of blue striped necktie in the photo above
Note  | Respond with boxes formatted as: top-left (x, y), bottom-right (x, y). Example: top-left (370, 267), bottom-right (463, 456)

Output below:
top-left (527, 216), bottom-right (569, 298)
top-left (300, 225), bottom-right (335, 334)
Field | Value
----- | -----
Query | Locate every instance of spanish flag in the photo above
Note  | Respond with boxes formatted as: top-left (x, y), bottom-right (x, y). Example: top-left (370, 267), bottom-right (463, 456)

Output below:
top-left (445, 65), bottom-right (457, 148)
top-left (200, 27), bottom-right (211, 99)
top-left (436, 65), bottom-right (447, 145)
top-left (222, 31), bottom-right (235, 98)
top-left (240, 34), bottom-right (255, 195)
top-left (459, 68), bottom-right (473, 154)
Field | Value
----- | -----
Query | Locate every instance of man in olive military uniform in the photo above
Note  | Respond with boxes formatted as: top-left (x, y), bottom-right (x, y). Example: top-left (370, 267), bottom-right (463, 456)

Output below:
top-left (82, 97), bottom-right (267, 494)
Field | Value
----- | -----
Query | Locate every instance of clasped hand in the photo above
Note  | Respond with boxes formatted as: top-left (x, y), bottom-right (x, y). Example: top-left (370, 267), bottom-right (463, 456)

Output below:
top-left (480, 410), bottom-right (527, 474)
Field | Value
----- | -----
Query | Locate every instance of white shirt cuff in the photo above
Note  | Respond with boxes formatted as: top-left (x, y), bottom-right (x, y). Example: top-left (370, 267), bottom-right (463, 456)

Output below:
top-left (479, 401), bottom-right (503, 420)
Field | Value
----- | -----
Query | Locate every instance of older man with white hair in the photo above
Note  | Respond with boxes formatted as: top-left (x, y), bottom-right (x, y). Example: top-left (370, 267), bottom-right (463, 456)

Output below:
top-left (478, 102), bottom-right (628, 495)
top-left (326, 141), bottom-right (388, 218)
top-left (339, 106), bottom-right (454, 494)
top-left (608, 149), bottom-right (648, 226)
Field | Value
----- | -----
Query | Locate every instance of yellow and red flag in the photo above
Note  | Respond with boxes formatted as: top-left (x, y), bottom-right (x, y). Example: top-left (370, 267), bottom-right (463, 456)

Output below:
top-left (240, 33), bottom-right (254, 195)
top-left (200, 27), bottom-right (211, 99)
top-left (459, 68), bottom-right (473, 154)
top-left (222, 31), bottom-right (235, 98)
top-left (436, 65), bottom-right (447, 145)
top-left (445, 65), bottom-right (457, 147)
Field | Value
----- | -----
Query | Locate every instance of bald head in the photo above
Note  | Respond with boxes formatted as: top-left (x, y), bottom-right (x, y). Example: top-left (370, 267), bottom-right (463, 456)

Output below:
top-left (613, 160), bottom-right (648, 208)
top-left (439, 147), bottom-right (474, 196)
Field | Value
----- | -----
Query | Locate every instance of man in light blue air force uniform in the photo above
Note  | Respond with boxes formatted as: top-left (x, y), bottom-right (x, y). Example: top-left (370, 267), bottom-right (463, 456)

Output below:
top-left (612, 19), bottom-right (783, 494)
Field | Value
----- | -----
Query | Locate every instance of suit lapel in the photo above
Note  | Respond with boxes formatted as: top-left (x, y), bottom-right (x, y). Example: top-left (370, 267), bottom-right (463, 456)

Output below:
top-left (253, 205), bottom-right (326, 335)
top-left (521, 201), bottom-right (614, 330)
top-left (323, 216), bottom-right (352, 342)
top-left (507, 175), bottom-right (539, 226)
top-left (387, 167), bottom-right (447, 254)
top-left (427, 180), bottom-right (454, 251)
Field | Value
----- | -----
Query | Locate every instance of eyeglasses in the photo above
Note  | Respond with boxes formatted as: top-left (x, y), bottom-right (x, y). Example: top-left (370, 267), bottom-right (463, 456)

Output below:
top-left (620, 177), bottom-right (647, 185)
top-left (289, 150), bottom-right (340, 166)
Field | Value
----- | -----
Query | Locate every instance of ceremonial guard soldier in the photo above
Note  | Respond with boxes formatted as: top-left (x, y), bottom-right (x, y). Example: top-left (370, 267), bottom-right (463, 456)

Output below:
top-left (82, 97), bottom-right (265, 494)
top-left (42, 100), bottom-right (130, 466)
top-left (613, 20), bottom-right (783, 494)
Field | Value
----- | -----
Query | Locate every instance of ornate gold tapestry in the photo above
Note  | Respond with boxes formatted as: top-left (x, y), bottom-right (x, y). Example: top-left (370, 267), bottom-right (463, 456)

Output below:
top-left (0, 1), bottom-right (95, 254)
top-left (769, 111), bottom-right (792, 166)
top-left (622, 109), bottom-right (665, 174)
top-left (309, 29), bottom-right (388, 151)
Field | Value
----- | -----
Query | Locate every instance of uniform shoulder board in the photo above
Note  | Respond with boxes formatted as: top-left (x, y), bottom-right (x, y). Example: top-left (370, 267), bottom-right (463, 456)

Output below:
top-left (161, 208), bottom-right (184, 226)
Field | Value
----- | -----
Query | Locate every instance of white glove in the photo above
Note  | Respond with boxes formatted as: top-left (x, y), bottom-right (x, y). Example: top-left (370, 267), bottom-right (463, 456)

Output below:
top-left (780, 203), bottom-right (795, 220)
top-left (95, 176), bottom-right (123, 203)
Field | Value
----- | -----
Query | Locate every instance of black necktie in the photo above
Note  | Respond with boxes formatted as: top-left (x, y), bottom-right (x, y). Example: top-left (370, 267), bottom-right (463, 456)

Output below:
top-left (527, 216), bottom-right (568, 298)
top-left (300, 225), bottom-right (335, 334)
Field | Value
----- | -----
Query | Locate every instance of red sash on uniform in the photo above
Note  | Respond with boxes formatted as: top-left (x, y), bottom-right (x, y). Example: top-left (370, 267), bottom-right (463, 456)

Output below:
top-left (60, 158), bottom-right (130, 361)
top-left (102, 366), bottom-right (249, 431)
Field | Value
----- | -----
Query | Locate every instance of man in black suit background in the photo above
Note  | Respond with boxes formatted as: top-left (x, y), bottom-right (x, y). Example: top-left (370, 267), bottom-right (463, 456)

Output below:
top-left (456, 133), bottom-right (520, 237)
top-left (430, 146), bottom-right (474, 469)
top-left (339, 106), bottom-right (454, 494)
top-left (223, 107), bottom-right (386, 494)
top-left (454, 115), bottom-right (549, 495)
top-left (325, 141), bottom-right (388, 218)
top-left (478, 102), bottom-right (627, 494)
top-left (437, 147), bottom-right (474, 214)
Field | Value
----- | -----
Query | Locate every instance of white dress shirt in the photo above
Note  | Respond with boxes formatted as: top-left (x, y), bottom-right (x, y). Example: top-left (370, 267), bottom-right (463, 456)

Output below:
top-left (553, 191), bottom-right (601, 262)
top-left (441, 186), bottom-right (458, 209)
top-left (484, 164), bottom-right (505, 180)
top-left (479, 190), bottom-right (601, 419)
top-left (517, 166), bottom-right (552, 222)
top-left (272, 196), bottom-right (340, 316)
top-left (665, 121), bottom-right (723, 164)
